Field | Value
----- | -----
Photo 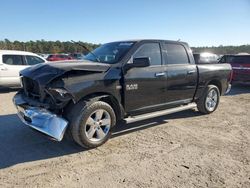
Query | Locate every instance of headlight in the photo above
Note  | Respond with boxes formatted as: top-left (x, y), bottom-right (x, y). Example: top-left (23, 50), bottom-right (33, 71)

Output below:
top-left (51, 88), bottom-right (69, 97)
top-left (47, 88), bottom-right (72, 101)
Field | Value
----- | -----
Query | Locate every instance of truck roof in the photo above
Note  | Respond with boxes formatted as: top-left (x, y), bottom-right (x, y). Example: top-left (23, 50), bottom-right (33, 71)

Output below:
top-left (112, 39), bottom-right (189, 46)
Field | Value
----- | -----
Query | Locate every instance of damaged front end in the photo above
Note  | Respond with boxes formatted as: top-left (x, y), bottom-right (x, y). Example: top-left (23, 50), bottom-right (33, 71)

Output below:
top-left (13, 91), bottom-right (69, 141)
top-left (13, 76), bottom-right (72, 141)
top-left (13, 61), bottom-right (110, 141)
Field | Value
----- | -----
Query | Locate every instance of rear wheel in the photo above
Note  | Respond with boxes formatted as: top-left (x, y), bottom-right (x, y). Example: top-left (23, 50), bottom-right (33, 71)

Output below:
top-left (66, 100), bottom-right (116, 148)
top-left (197, 85), bottom-right (220, 114)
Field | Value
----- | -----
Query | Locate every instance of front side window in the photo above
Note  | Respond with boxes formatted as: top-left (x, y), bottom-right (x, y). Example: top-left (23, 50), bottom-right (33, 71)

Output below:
top-left (85, 42), bottom-right (135, 64)
top-left (25, 56), bottom-right (45, 65)
top-left (47, 55), bottom-right (54, 59)
top-left (219, 56), bottom-right (226, 63)
top-left (133, 43), bottom-right (161, 66)
top-left (2, 55), bottom-right (24, 65)
top-left (224, 56), bottom-right (234, 64)
top-left (164, 43), bottom-right (189, 64)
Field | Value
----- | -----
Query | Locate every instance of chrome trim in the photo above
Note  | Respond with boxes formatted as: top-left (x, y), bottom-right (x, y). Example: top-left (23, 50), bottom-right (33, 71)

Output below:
top-left (155, 72), bottom-right (166, 77)
top-left (13, 93), bottom-right (68, 141)
top-left (232, 67), bottom-right (250, 70)
top-left (225, 84), bottom-right (231, 94)
top-left (125, 103), bottom-right (197, 124)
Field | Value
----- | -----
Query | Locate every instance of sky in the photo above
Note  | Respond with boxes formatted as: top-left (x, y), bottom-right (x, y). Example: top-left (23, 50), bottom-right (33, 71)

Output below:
top-left (0, 0), bottom-right (249, 47)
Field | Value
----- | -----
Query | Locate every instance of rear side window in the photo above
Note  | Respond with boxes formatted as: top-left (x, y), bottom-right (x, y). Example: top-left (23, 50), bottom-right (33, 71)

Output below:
top-left (2, 55), bottom-right (24, 65)
top-left (25, 56), bottom-right (45, 65)
top-left (227, 56), bottom-right (250, 64)
top-left (243, 56), bottom-right (250, 64)
top-left (164, 43), bottom-right (189, 64)
top-left (234, 56), bottom-right (250, 64)
top-left (134, 43), bottom-right (161, 66)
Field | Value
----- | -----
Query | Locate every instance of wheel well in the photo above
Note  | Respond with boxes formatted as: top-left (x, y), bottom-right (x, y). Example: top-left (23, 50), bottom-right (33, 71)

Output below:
top-left (208, 80), bottom-right (222, 95)
top-left (81, 93), bottom-right (123, 121)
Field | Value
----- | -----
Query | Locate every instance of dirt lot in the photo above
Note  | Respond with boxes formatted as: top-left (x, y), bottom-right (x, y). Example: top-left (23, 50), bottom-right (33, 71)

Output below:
top-left (0, 85), bottom-right (249, 188)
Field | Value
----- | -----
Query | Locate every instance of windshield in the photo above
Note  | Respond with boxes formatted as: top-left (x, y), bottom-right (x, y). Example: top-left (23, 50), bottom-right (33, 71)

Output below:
top-left (84, 42), bottom-right (135, 64)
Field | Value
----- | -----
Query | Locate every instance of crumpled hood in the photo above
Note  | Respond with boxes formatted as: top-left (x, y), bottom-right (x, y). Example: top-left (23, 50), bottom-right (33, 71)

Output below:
top-left (20, 60), bottom-right (111, 85)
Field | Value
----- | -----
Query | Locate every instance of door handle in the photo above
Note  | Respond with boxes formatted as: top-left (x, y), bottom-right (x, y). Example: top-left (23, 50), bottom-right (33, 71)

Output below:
top-left (0, 67), bottom-right (7, 71)
top-left (187, 70), bottom-right (195, 75)
top-left (155, 72), bottom-right (166, 77)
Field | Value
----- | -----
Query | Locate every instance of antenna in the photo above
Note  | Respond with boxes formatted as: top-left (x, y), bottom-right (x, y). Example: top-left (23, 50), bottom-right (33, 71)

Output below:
top-left (71, 40), bottom-right (100, 62)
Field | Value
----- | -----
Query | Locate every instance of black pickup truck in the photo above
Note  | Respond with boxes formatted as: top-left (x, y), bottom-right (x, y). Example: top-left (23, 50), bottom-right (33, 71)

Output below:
top-left (13, 40), bottom-right (232, 148)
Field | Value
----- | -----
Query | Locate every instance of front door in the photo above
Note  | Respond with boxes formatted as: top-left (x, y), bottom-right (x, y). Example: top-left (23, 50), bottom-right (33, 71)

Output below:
top-left (123, 42), bottom-right (166, 113)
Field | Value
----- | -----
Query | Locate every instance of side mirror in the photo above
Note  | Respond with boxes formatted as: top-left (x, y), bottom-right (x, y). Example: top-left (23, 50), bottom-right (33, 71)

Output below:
top-left (133, 57), bottom-right (150, 67)
top-left (127, 57), bottom-right (150, 68)
top-left (124, 57), bottom-right (150, 71)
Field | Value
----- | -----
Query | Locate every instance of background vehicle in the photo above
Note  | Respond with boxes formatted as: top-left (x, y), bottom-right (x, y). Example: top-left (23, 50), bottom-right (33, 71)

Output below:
top-left (38, 53), bottom-right (50, 59)
top-left (193, 52), bottom-right (219, 64)
top-left (14, 40), bottom-right (232, 148)
top-left (70, 53), bottom-right (85, 60)
top-left (219, 55), bottom-right (250, 83)
top-left (0, 50), bottom-right (46, 87)
top-left (47, 54), bottom-right (73, 61)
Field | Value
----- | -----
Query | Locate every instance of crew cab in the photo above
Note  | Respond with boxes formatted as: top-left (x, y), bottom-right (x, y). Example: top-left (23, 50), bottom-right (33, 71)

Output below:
top-left (13, 40), bottom-right (232, 148)
top-left (0, 50), bottom-right (46, 87)
top-left (219, 54), bottom-right (250, 83)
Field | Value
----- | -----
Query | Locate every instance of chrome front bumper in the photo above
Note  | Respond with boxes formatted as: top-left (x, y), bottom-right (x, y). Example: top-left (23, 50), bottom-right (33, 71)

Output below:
top-left (13, 92), bottom-right (68, 141)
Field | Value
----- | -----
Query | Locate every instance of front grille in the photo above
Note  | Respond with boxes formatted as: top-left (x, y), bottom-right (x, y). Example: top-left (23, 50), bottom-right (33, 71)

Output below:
top-left (21, 77), bottom-right (41, 100)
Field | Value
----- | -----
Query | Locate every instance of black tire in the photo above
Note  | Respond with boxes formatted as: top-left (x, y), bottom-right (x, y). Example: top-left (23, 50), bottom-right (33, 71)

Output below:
top-left (197, 85), bottom-right (220, 114)
top-left (66, 100), bottom-right (116, 148)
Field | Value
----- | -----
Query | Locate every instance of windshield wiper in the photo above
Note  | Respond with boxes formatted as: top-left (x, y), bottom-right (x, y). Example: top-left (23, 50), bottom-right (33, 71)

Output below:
top-left (71, 40), bottom-right (101, 62)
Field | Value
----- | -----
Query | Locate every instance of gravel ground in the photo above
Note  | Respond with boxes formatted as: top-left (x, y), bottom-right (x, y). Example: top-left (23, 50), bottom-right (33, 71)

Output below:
top-left (0, 85), bottom-right (249, 188)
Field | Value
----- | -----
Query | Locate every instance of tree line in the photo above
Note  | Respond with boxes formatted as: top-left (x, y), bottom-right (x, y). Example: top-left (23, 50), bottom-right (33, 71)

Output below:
top-left (0, 39), bottom-right (100, 54)
top-left (0, 39), bottom-right (249, 55)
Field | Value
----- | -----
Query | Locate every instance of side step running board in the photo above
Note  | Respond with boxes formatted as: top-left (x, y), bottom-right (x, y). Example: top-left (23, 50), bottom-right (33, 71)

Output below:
top-left (124, 103), bottom-right (197, 124)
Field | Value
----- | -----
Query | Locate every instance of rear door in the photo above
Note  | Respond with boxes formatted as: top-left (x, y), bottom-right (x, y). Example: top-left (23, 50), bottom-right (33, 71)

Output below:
top-left (123, 42), bottom-right (167, 113)
top-left (0, 54), bottom-right (29, 86)
top-left (163, 42), bottom-right (197, 105)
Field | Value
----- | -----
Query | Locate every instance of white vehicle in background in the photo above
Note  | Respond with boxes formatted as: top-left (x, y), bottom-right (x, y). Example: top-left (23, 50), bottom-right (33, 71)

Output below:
top-left (193, 52), bottom-right (219, 64)
top-left (0, 50), bottom-right (47, 87)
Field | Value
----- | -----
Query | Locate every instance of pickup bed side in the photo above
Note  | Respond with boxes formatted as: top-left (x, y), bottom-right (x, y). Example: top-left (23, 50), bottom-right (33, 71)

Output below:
top-left (195, 63), bottom-right (232, 100)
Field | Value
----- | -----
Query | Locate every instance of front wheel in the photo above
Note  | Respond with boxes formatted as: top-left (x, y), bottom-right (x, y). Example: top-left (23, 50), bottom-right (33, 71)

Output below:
top-left (197, 85), bottom-right (220, 114)
top-left (67, 100), bottom-right (116, 148)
